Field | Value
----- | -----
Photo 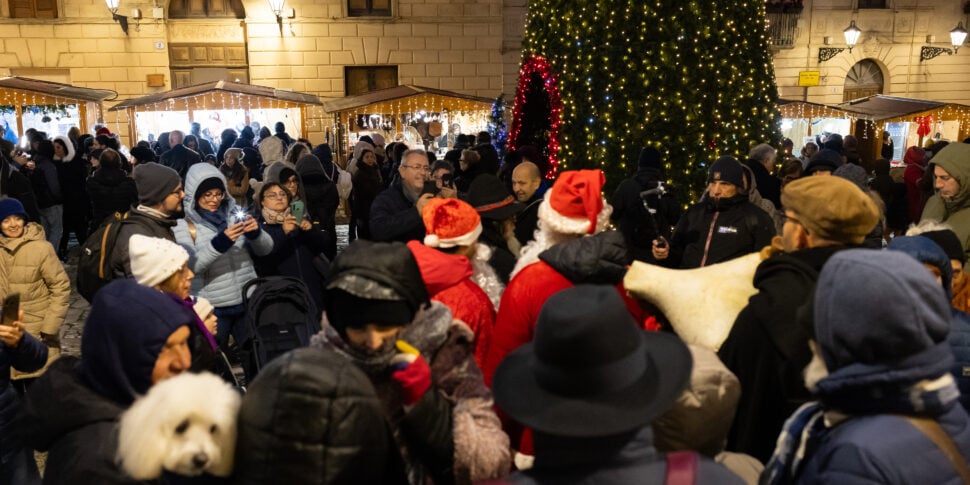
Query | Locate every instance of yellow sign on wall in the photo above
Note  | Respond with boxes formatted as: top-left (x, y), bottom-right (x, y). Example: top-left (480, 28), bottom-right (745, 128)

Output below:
top-left (798, 71), bottom-right (821, 87)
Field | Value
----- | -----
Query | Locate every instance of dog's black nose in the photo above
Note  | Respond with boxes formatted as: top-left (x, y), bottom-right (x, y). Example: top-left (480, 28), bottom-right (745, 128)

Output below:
top-left (192, 452), bottom-right (209, 468)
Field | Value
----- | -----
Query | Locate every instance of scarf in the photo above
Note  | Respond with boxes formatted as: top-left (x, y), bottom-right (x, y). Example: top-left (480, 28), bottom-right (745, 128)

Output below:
top-left (198, 208), bottom-right (227, 232)
top-left (763, 373), bottom-right (960, 485)
top-left (260, 206), bottom-right (290, 225)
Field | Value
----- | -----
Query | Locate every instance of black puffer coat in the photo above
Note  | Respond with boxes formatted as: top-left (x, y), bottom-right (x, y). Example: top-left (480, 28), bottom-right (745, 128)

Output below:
top-left (234, 348), bottom-right (408, 485)
top-left (296, 155), bottom-right (339, 260)
top-left (86, 167), bottom-right (138, 230)
top-left (666, 194), bottom-right (775, 268)
top-left (0, 333), bottom-right (46, 463)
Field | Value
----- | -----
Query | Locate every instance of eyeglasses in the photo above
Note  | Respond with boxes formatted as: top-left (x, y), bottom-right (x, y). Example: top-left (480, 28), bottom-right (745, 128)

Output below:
top-left (199, 190), bottom-right (224, 200)
top-left (401, 164), bottom-right (431, 173)
top-left (263, 191), bottom-right (288, 200)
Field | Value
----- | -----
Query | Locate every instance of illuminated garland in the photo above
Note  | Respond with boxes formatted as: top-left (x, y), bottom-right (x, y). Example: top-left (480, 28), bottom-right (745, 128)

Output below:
top-left (508, 56), bottom-right (563, 179)
top-left (516, 0), bottom-right (782, 202)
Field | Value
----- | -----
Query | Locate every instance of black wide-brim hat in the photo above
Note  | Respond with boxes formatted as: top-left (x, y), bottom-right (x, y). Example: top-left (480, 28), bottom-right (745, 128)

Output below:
top-left (467, 174), bottom-right (525, 221)
top-left (493, 285), bottom-right (692, 438)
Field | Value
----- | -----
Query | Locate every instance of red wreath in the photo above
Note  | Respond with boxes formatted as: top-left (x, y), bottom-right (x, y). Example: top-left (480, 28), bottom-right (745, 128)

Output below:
top-left (508, 56), bottom-right (563, 179)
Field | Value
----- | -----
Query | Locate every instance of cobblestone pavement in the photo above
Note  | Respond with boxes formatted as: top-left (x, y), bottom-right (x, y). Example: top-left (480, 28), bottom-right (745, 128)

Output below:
top-left (58, 224), bottom-right (352, 358)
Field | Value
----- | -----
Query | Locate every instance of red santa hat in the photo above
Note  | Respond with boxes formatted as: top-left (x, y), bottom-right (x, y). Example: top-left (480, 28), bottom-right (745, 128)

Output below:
top-left (96, 127), bottom-right (112, 137)
top-left (539, 169), bottom-right (606, 235)
top-left (422, 198), bottom-right (483, 248)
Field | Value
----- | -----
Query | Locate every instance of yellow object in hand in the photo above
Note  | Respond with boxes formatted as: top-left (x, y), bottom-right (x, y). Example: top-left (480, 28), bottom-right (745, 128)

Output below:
top-left (396, 340), bottom-right (420, 355)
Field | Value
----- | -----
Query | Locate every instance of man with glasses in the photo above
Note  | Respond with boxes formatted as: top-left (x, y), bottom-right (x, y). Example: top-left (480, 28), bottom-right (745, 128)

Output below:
top-left (369, 149), bottom-right (455, 243)
top-left (717, 176), bottom-right (879, 463)
top-left (109, 163), bottom-right (186, 278)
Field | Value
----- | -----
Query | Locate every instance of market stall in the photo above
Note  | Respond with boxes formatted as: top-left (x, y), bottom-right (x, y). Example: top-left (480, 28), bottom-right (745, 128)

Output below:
top-left (778, 99), bottom-right (858, 157)
top-left (0, 76), bottom-right (115, 143)
top-left (108, 80), bottom-right (324, 146)
top-left (322, 85), bottom-right (495, 162)
top-left (837, 95), bottom-right (970, 159)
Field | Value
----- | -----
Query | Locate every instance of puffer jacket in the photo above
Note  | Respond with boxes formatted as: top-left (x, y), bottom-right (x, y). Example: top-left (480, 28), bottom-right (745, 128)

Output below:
top-left (173, 163), bottom-right (273, 308)
top-left (311, 302), bottom-right (511, 484)
top-left (0, 332), bottom-right (46, 463)
top-left (86, 166), bottom-right (138, 230)
top-left (0, 222), bottom-right (69, 379)
top-left (667, 193), bottom-right (775, 269)
top-left (234, 348), bottom-right (409, 485)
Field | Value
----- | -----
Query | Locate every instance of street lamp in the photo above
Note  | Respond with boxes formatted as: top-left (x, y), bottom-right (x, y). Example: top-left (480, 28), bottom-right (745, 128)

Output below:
top-left (267, 0), bottom-right (285, 36)
top-left (105, 0), bottom-right (129, 35)
top-left (921, 22), bottom-right (968, 61)
top-left (818, 20), bottom-right (861, 62)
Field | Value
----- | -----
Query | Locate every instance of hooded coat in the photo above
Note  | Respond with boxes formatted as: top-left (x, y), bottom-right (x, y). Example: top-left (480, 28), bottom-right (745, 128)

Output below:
top-left (407, 241), bottom-right (496, 369)
top-left (234, 348), bottom-right (409, 485)
top-left (296, 154), bottom-right (339, 260)
top-left (717, 245), bottom-right (847, 462)
top-left (0, 222), bottom-right (70, 379)
top-left (887, 235), bottom-right (970, 413)
top-left (53, 135), bottom-right (90, 229)
top-left (312, 303), bottom-right (510, 484)
top-left (173, 163), bottom-right (274, 308)
top-left (20, 280), bottom-right (196, 484)
top-left (770, 250), bottom-right (970, 484)
top-left (86, 163), bottom-right (138, 231)
top-left (922, 145), bottom-right (970, 259)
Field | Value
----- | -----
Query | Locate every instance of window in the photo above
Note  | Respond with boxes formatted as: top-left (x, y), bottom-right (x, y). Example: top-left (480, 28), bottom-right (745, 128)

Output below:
top-left (10, 0), bottom-right (56, 18)
top-left (168, 0), bottom-right (245, 18)
top-left (858, 0), bottom-right (886, 8)
top-left (345, 66), bottom-right (398, 96)
top-left (348, 0), bottom-right (390, 17)
top-left (169, 44), bottom-right (249, 89)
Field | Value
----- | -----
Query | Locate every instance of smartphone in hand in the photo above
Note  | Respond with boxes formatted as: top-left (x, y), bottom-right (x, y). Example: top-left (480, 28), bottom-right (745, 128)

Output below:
top-left (421, 180), bottom-right (439, 197)
top-left (290, 200), bottom-right (305, 224)
top-left (1, 293), bottom-right (19, 326)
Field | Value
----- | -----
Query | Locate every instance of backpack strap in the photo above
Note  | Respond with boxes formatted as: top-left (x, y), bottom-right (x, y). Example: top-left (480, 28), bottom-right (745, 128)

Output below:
top-left (901, 415), bottom-right (970, 483)
top-left (664, 450), bottom-right (698, 485)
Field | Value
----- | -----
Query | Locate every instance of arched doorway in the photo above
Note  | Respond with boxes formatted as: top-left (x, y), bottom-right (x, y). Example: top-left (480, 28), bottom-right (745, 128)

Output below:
top-left (843, 59), bottom-right (884, 102)
top-left (844, 59), bottom-right (886, 164)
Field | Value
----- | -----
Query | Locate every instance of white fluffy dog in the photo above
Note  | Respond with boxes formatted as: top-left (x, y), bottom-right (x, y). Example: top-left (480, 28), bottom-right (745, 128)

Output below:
top-left (117, 372), bottom-right (241, 479)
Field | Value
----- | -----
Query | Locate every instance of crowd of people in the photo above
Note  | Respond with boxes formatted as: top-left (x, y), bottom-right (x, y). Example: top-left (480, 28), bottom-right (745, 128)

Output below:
top-left (0, 121), bottom-right (968, 484)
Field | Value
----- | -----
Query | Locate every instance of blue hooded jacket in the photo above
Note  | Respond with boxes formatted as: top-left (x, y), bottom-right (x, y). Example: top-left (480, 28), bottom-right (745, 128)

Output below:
top-left (791, 249), bottom-right (970, 484)
top-left (79, 279), bottom-right (197, 406)
top-left (889, 235), bottom-right (970, 412)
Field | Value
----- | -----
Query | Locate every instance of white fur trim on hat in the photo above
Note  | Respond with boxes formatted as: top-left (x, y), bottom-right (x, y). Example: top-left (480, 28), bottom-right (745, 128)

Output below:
top-left (128, 234), bottom-right (190, 288)
top-left (537, 190), bottom-right (592, 235)
top-left (424, 223), bottom-right (483, 249)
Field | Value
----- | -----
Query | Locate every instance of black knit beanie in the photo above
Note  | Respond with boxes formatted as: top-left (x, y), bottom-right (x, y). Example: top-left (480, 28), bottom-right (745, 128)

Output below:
top-left (327, 289), bottom-right (413, 338)
top-left (922, 230), bottom-right (966, 264)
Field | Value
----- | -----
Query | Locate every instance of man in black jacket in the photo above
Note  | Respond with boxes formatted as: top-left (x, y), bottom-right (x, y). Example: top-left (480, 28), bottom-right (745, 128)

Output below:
top-left (653, 157), bottom-right (774, 268)
top-left (369, 149), bottom-right (455, 243)
top-left (159, 130), bottom-right (202, 180)
top-left (610, 147), bottom-right (681, 262)
top-left (717, 176), bottom-right (879, 463)
top-left (108, 163), bottom-right (185, 278)
top-left (744, 143), bottom-right (781, 209)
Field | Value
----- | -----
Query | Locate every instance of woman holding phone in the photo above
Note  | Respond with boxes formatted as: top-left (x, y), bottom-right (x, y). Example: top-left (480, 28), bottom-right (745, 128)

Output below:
top-left (251, 182), bottom-right (331, 317)
top-left (172, 164), bottom-right (273, 361)
top-left (0, 295), bottom-right (47, 484)
top-left (0, 197), bottom-right (69, 393)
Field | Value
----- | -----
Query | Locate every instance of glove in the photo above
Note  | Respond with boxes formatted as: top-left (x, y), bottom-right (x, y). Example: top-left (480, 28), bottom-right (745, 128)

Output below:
top-left (391, 340), bottom-right (432, 406)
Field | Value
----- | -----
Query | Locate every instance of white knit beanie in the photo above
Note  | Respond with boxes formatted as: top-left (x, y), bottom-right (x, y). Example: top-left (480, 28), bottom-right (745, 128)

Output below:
top-left (193, 297), bottom-right (214, 320)
top-left (129, 234), bottom-right (190, 287)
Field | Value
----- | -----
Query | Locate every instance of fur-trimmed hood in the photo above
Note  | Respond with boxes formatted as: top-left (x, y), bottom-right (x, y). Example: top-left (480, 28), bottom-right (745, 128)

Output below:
top-left (53, 135), bottom-right (75, 162)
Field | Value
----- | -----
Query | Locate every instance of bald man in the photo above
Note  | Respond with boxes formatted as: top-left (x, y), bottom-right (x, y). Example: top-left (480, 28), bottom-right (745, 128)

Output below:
top-left (513, 161), bottom-right (542, 245)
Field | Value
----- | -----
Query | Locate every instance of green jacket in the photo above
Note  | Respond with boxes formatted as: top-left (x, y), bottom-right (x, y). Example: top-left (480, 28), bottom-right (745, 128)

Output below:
top-left (921, 143), bottom-right (970, 259)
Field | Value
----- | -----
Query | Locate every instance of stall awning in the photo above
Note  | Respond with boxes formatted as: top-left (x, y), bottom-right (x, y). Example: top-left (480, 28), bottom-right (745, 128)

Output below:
top-left (0, 76), bottom-right (116, 104)
top-left (108, 80), bottom-right (322, 112)
top-left (835, 95), bottom-right (946, 121)
top-left (323, 85), bottom-right (493, 114)
top-left (778, 99), bottom-right (857, 120)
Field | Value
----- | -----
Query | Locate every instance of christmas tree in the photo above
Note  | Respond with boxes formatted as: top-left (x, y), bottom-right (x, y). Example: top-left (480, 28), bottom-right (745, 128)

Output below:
top-left (509, 0), bottom-right (782, 203)
top-left (487, 94), bottom-right (510, 162)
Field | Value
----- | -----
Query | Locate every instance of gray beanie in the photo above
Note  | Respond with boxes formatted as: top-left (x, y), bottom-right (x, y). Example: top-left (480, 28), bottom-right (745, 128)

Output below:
top-left (134, 162), bottom-right (181, 206)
